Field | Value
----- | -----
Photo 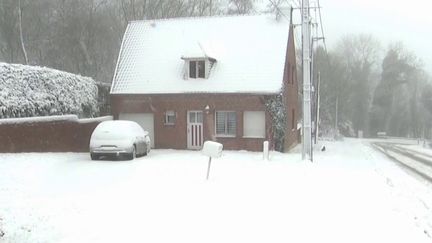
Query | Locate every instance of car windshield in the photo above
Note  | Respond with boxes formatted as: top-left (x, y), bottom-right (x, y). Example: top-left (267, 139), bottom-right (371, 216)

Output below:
top-left (92, 121), bottom-right (134, 140)
top-left (92, 130), bottom-right (130, 140)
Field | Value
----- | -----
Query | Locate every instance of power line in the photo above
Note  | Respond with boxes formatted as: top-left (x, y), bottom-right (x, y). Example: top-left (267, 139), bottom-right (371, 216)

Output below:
top-left (265, 0), bottom-right (302, 50)
top-left (316, 0), bottom-right (328, 54)
top-left (267, 0), bottom-right (291, 21)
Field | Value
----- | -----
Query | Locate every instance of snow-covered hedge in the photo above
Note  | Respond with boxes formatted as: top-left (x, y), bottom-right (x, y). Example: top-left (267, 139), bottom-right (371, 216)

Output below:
top-left (0, 115), bottom-right (113, 125)
top-left (0, 63), bottom-right (98, 118)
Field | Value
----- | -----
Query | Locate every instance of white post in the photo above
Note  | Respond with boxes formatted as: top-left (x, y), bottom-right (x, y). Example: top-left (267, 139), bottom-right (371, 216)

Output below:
top-left (263, 141), bottom-right (269, 160)
top-left (302, 0), bottom-right (313, 161)
top-left (206, 157), bottom-right (212, 180)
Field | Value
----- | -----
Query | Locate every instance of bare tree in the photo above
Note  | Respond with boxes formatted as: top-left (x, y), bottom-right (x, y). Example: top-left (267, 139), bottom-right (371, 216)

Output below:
top-left (334, 34), bottom-right (381, 136)
top-left (0, 0), bottom-right (225, 82)
top-left (18, 0), bottom-right (28, 64)
top-left (228, 0), bottom-right (255, 14)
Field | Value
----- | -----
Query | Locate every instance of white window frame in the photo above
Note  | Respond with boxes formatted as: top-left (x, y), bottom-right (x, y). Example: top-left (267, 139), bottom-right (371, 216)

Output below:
top-left (189, 59), bottom-right (206, 79)
top-left (243, 111), bottom-right (266, 138)
top-left (164, 110), bottom-right (176, 125)
top-left (215, 111), bottom-right (237, 137)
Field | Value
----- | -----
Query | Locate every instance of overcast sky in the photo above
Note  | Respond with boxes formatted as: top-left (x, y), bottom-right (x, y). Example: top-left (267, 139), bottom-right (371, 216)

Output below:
top-left (258, 0), bottom-right (432, 73)
top-left (320, 0), bottom-right (432, 72)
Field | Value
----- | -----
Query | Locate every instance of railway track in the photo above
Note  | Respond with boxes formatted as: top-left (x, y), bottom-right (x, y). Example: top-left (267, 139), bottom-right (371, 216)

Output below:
top-left (372, 142), bottom-right (432, 183)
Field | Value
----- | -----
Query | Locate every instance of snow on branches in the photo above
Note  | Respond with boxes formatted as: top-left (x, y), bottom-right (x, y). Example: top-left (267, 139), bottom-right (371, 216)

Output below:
top-left (265, 94), bottom-right (287, 152)
top-left (0, 63), bottom-right (98, 118)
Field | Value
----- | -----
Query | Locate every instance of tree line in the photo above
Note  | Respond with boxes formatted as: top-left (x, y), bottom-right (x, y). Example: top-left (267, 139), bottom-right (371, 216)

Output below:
top-left (315, 34), bottom-right (432, 139)
top-left (3, 0), bottom-right (429, 138)
top-left (0, 0), bottom-right (257, 82)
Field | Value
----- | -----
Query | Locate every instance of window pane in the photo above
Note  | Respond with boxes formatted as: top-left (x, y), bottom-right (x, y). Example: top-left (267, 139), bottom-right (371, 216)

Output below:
top-left (168, 116), bottom-right (175, 124)
top-left (216, 112), bottom-right (226, 134)
top-left (189, 112), bottom-right (196, 123)
top-left (165, 111), bottom-right (176, 124)
top-left (189, 61), bottom-right (196, 78)
top-left (198, 61), bottom-right (205, 78)
top-left (216, 111), bottom-right (236, 136)
top-left (196, 112), bottom-right (203, 123)
top-left (227, 112), bottom-right (236, 135)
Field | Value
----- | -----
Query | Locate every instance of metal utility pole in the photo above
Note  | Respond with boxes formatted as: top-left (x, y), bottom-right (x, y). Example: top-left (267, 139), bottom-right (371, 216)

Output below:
top-left (302, 0), bottom-right (313, 161)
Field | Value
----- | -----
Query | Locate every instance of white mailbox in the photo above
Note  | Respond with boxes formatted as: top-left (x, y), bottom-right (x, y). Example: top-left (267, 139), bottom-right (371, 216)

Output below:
top-left (201, 141), bottom-right (223, 180)
top-left (202, 141), bottom-right (223, 158)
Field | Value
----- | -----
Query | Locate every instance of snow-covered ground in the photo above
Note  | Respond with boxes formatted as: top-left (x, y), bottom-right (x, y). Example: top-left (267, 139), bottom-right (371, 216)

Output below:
top-left (0, 139), bottom-right (431, 243)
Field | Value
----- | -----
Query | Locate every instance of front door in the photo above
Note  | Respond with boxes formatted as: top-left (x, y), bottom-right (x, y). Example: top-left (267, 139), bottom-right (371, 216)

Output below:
top-left (187, 111), bottom-right (203, 149)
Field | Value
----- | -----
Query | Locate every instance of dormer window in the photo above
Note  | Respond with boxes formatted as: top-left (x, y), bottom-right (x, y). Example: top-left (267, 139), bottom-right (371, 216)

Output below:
top-left (182, 56), bottom-right (217, 80)
top-left (189, 60), bottom-right (206, 79)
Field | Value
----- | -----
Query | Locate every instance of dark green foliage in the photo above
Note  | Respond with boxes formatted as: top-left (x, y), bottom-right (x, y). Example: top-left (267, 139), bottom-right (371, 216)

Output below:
top-left (369, 44), bottom-right (426, 138)
top-left (265, 95), bottom-right (287, 152)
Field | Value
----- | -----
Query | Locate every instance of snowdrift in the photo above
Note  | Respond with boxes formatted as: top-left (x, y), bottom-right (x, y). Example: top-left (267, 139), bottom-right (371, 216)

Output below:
top-left (0, 63), bottom-right (98, 118)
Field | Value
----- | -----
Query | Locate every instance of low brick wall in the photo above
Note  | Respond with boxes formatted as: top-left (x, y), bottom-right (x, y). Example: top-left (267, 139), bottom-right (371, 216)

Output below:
top-left (0, 115), bottom-right (112, 153)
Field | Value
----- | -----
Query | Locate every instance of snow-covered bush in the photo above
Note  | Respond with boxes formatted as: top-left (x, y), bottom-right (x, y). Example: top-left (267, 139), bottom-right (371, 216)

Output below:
top-left (265, 95), bottom-right (287, 152)
top-left (0, 63), bottom-right (98, 118)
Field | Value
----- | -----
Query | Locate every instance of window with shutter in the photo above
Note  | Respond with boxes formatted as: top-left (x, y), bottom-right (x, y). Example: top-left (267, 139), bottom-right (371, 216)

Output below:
top-left (215, 111), bottom-right (236, 137)
top-left (243, 111), bottom-right (265, 138)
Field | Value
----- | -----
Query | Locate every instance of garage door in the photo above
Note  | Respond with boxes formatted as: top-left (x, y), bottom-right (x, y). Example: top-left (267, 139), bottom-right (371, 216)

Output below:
top-left (119, 113), bottom-right (155, 148)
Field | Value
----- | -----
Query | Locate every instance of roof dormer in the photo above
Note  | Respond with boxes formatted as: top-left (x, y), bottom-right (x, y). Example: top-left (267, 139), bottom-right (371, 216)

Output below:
top-left (181, 56), bottom-right (216, 80)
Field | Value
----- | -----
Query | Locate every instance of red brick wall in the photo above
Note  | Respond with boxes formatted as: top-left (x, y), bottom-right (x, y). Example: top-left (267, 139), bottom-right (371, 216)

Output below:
top-left (111, 94), bottom-right (277, 151)
top-left (282, 22), bottom-right (300, 151)
top-left (0, 119), bottom-right (102, 153)
top-left (110, 23), bottom-right (300, 152)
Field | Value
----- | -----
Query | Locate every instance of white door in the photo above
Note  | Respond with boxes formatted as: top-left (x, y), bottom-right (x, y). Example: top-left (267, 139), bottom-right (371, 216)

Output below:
top-left (187, 111), bottom-right (203, 149)
top-left (119, 113), bottom-right (155, 148)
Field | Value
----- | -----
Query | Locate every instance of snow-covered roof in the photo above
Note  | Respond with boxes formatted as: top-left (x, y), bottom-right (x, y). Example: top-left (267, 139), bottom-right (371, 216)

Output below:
top-left (111, 13), bottom-right (292, 94)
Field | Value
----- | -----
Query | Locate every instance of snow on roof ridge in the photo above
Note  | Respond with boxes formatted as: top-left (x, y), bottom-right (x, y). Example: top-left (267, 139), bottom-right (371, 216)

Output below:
top-left (128, 12), bottom-right (270, 24)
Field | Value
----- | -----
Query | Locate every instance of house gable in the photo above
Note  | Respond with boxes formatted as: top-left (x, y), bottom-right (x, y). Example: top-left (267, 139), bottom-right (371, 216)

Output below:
top-left (111, 14), bottom-right (292, 95)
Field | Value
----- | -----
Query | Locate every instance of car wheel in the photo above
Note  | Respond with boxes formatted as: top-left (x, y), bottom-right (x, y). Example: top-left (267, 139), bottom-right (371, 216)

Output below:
top-left (127, 146), bottom-right (136, 160)
top-left (90, 153), bottom-right (99, 160)
top-left (146, 144), bottom-right (151, 156)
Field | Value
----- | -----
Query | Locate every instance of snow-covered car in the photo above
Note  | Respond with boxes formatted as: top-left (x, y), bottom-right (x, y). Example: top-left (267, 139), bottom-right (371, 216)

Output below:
top-left (89, 120), bottom-right (151, 160)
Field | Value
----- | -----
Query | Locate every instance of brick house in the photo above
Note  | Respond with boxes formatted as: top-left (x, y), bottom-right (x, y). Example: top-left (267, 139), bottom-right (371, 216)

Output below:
top-left (110, 12), bottom-right (299, 152)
